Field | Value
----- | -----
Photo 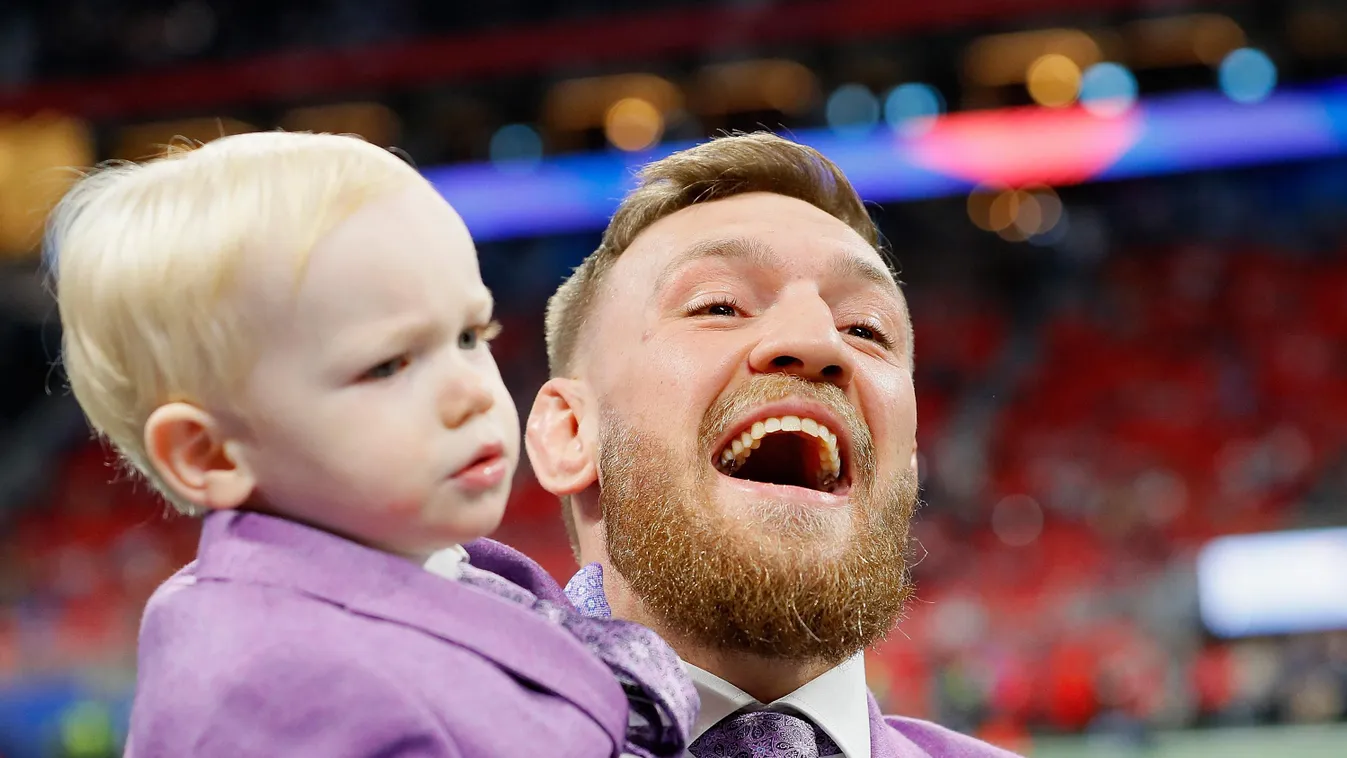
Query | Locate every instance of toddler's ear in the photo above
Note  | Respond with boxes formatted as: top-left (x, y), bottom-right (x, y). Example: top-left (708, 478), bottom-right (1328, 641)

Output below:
top-left (144, 403), bottom-right (256, 510)
top-left (524, 378), bottom-right (599, 497)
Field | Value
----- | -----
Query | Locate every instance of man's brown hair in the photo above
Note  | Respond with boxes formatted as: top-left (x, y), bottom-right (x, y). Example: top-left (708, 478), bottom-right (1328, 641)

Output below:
top-left (542, 131), bottom-right (886, 550)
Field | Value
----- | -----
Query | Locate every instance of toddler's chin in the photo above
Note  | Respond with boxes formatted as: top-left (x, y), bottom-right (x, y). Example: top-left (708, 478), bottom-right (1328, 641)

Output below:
top-left (438, 495), bottom-right (510, 546)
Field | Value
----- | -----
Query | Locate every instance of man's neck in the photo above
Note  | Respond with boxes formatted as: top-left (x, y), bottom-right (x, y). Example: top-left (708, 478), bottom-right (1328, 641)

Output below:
top-left (674, 639), bottom-right (834, 703)
top-left (604, 569), bottom-right (832, 703)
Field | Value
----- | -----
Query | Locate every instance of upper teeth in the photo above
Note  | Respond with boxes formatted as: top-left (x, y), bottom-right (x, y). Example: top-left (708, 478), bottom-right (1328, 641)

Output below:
top-left (716, 414), bottom-right (842, 486)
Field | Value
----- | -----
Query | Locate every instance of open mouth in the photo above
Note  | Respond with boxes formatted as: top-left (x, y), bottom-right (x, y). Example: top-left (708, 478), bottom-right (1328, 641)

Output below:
top-left (449, 441), bottom-right (509, 490)
top-left (713, 414), bottom-right (848, 494)
top-left (455, 442), bottom-right (505, 476)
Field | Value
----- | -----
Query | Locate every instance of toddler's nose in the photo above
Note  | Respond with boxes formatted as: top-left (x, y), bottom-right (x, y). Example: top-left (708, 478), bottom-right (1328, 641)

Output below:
top-left (439, 375), bottom-right (495, 429)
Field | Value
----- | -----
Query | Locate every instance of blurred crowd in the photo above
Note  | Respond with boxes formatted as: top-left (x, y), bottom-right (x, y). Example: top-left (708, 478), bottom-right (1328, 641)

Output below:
top-left (880, 241), bottom-right (1347, 749)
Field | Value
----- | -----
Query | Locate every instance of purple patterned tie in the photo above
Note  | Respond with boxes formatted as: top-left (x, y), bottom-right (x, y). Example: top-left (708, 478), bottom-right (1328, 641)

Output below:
top-left (566, 565), bottom-right (840, 758)
top-left (457, 563), bottom-right (697, 758)
top-left (690, 710), bottom-right (842, 758)
top-left (566, 561), bottom-right (613, 619)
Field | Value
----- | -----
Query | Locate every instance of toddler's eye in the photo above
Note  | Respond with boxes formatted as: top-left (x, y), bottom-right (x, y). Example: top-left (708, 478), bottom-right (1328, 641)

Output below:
top-left (362, 356), bottom-right (409, 381)
top-left (459, 320), bottom-right (503, 350)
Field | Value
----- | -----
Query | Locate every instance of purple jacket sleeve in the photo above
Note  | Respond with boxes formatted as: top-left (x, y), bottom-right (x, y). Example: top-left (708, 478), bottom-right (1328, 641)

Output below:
top-left (126, 637), bottom-right (459, 758)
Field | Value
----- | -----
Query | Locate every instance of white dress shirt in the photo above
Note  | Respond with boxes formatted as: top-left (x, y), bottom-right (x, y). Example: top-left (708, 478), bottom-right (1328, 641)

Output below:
top-left (686, 652), bottom-right (871, 758)
top-left (422, 544), bottom-right (469, 579)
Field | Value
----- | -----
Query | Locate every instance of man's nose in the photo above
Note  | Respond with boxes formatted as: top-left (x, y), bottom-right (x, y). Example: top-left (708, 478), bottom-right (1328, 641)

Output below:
top-left (747, 293), bottom-right (854, 388)
top-left (439, 372), bottom-right (495, 429)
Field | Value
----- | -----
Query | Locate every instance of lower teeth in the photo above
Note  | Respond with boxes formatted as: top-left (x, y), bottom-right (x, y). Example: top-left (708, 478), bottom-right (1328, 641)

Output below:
top-left (714, 459), bottom-right (841, 491)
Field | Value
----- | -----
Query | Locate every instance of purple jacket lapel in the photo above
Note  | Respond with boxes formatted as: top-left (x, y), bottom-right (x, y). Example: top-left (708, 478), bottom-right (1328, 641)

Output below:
top-left (868, 692), bottom-right (1023, 757)
top-left (464, 537), bottom-right (573, 606)
top-left (868, 692), bottom-right (912, 758)
top-left (194, 511), bottom-right (627, 748)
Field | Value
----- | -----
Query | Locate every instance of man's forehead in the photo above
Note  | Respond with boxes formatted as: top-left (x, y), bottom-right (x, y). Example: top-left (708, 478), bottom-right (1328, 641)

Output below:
top-left (647, 235), bottom-right (900, 297)
top-left (618, 193), bottom-right (888, 278)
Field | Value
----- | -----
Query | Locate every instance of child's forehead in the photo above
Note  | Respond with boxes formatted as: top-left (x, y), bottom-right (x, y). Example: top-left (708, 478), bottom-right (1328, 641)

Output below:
top-left (244, 188), bottom-right (486, 329)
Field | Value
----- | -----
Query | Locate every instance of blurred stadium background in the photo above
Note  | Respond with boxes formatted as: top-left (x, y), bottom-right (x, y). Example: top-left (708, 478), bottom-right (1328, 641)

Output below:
top-left (2, 1), bottom-right (1347, 756)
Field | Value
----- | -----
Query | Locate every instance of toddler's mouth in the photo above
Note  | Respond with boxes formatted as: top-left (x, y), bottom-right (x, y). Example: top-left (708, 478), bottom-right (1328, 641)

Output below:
top-left (450, 442), bottom-right (508, 490)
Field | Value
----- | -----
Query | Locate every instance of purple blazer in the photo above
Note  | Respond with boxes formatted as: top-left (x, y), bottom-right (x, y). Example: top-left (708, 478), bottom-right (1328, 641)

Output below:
top-left (871, 697), bottom-right (1022, 757)
top-left (562, 562), bottom-right (1020, 758)
top-left (125, 511), bottom-right (630, 757)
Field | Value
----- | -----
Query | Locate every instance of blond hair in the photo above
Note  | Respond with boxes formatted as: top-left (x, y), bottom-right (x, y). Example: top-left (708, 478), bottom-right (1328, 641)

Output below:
top-left (543, 132), bottom-right (886, 549)
top-left (48, 131), bottom-right (424, 512)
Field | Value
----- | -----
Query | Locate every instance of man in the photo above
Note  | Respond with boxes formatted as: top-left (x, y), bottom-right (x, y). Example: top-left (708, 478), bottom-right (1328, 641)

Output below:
top-left (524, 133), bottom-right (1017, 757)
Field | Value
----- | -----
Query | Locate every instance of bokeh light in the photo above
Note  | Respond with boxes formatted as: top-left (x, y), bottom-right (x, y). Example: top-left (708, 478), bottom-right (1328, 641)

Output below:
top-left (1026, 53), bottom-right (1082, 108)
top-left (696, 59), bottom-right (819, 116)
top-left (1079, 63), bottom-right (1138, 117)
top-left (1219, 48), bottom-right (1277, 104)
top-left (488, 123), bottom-right (544, 172)
top-left (1001, 186), bottom-right (1064, 241)
top-left (1191, 14), bottom-right (1248, 66)
top-left (281, 102), bottom-right (400, 146)
top-left (1028, 208), bottom-right (1071, 247)
top-left (964, 28), bottom-right (1102, 87)
top-left (968, 184), bottom-right (1065, 242)
top-left (0, 114), bottom-right (95, 255)
top-left (604, 97), bottom-right (664, 151)
top-left (967, 184), bottom-right (1009, 232)
top-left (826, 83), bottom-right (880, 137)
top-left (1023, 185), bottom-right (1064, 237)
top-left (989, 190), bottom-right (1029, 235)
top-left (883, 83), bottom-right (944, 137)
top-left (114, 116), bottom-right (255, 161)
top-left (544, 74), bottom-right (681, 133)
top-left (992, 494), bottom-right (1044, 547)
top-left (1000, 193), bottom-right (1042, 242)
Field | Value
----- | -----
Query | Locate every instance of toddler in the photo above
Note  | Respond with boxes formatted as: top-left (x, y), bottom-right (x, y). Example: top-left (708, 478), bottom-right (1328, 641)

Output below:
top-left (48, 132), bottom-right (696, 757)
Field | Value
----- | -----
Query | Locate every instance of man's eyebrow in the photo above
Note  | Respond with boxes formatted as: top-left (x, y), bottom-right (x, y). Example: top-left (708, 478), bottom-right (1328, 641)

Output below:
top-left (653, 236), bottom-right (901, 297)
top-left (652, 237), bottom-right (777, 294)
top-left (830, 250), bottom-right (901, 296)
top-left (831, 254), bottom-right (913, 355)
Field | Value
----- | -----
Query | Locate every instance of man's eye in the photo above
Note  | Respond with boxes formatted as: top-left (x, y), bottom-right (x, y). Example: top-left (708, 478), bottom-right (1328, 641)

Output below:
top-left (844, 323), bottom-right (895, 349)
top-left (684, 297), bottom-right (742, 317)
top-left (361, 356), bottom-right (409, 381)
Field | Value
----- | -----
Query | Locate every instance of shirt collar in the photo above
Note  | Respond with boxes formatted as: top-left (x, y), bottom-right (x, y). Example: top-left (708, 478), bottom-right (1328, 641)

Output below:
top-left (685, 652), bottom-right (871, 758)
top-left (423, 544), bottom-right (470, 580)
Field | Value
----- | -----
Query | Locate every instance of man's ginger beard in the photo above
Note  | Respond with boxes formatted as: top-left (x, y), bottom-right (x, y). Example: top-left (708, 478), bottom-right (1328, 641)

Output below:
top-left (599, 374), bottom-right (918, 665)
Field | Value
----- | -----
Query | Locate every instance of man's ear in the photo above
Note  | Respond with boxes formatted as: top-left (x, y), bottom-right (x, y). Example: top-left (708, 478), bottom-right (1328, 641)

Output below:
top-left (144, 402), bottom-right (256, 511)
top-left (525, 378), bottom-right (598, 497)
